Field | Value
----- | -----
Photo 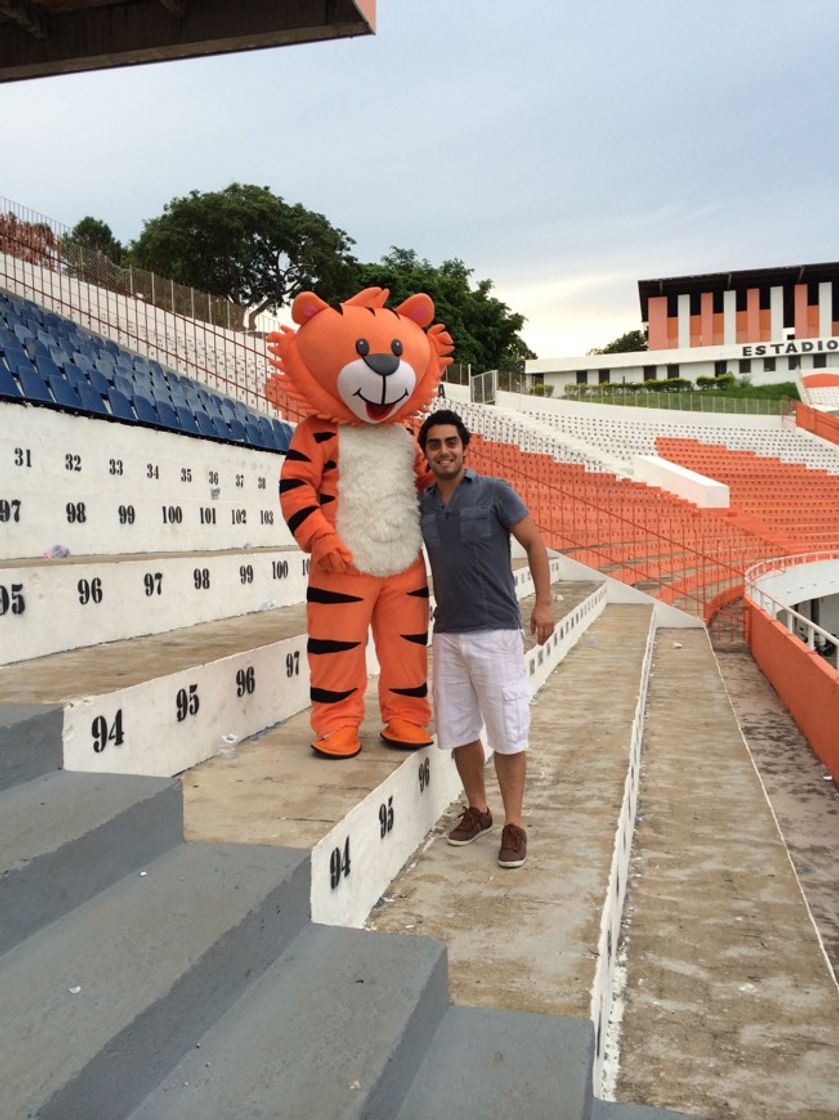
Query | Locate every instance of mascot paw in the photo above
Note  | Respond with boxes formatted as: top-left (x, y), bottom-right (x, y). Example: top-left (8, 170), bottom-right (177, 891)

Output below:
top-left (311, 534), bottom-right (353, 573)
top-left (380, 719), bottom-right (434, 751)
top-left (311, 726), bottom-right (362, 759)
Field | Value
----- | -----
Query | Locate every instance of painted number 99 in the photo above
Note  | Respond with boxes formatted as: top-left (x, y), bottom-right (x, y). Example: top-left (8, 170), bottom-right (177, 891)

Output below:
top-left (418, 757), bottom-right (430, 793)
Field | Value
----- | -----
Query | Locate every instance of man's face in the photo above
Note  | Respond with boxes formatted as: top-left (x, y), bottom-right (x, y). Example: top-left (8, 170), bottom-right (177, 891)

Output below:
top-left (423, 424), bottom-right (465, 481)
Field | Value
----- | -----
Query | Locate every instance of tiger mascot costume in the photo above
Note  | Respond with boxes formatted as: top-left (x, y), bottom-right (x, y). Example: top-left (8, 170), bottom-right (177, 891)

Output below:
top-left (267, 287), bottom-right (453, 759)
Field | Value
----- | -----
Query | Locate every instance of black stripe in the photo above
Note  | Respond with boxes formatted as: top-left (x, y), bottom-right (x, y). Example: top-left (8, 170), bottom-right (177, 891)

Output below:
top-left (314, 431), bottom-right (335, 443)
top-left (319, 493), bottom-right (336, 505)
top-left (285, 447), bottom-right (311, 463)
top-left (308, 638), bottom-right (362, 655)
top-left (390, 683), bottom-right (428, 698)
top-left (311, 686), bottom-right (357, 704)
top-left (307, 586), bottom-right (364, 604)
top-left (407, 586), bottom-right (430, 598)
top-left (324, 459), bottom-right (337, 471)
top-left (401, 632), bottom-right (428, 645)
top-left (279, 477), bottom-right (306, 493)
top-left (287, 505), bottom-right (319, 534)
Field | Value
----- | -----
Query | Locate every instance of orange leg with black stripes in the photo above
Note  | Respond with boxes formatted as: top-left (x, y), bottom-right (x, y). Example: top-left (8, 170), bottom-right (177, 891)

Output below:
top-left (306, 558), bottom-right (431, 756)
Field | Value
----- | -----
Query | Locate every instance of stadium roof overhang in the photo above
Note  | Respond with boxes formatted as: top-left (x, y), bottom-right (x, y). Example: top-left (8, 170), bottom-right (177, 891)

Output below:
top-left (0, 0), bottom-right (376, 82)
top-left (638, 261), bottom-right (839, 321)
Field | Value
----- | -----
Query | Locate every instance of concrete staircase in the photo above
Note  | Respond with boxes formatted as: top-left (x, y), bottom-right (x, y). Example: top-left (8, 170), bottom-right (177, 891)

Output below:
top-left (0, 600), bottom-right (694, 1120)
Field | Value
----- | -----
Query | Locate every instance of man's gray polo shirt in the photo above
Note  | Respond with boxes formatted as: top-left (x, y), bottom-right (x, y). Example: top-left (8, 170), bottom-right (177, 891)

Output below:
top-left (420, 469), bottom-right (528, 633)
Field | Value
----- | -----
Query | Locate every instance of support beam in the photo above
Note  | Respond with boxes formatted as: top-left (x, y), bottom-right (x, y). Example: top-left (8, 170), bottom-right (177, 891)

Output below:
top-left (0, 0), bottom-right (47, 41)
top-left (158, 0), bottom-right (187, 17)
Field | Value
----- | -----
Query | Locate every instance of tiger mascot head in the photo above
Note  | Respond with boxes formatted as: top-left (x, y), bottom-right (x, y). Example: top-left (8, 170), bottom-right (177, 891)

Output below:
top-left (266, 287), bottom-right (453, 425)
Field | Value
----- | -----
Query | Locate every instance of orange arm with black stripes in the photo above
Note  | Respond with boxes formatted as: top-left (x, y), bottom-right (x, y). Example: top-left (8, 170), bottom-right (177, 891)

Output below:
top-left (279, 417), bottom-right (340, 551)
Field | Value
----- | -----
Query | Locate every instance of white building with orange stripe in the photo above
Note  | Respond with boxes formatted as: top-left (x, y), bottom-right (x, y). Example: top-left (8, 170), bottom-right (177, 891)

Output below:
top-left (527, 262), bottom-right (839, 408)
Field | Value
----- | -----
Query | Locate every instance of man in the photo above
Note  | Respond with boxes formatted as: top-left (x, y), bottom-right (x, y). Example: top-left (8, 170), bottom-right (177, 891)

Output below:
top-left (418, 409), bottom-right (555, 869)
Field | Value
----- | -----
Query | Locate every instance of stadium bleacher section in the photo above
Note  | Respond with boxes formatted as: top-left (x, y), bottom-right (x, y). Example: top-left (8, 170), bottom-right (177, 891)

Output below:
top-left (0, 290), bottom-right (291, 453)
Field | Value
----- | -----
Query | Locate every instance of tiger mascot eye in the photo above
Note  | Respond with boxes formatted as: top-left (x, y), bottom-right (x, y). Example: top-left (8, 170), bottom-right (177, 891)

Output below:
top-left (266, 287), bottom-right (453, 758)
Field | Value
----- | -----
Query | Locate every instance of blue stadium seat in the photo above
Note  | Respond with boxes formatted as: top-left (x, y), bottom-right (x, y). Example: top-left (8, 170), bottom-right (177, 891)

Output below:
top-left (17, 366), bottom-right (53, 405)
top-left (210, 415), bottom-right (232, 441)
top-left (257, 417), bottom-right (277, 450)
top-left (87, 368), bottom-right (111, 396)
top-left (0, 363), bottom-right (22, 400)
top-left (76, 380), bottom-right (110, 417)
top-left (73, 352), bottom-right (93, 373)
top-left (107, 387), bottom-right (136, 422)
top-left (244, 419), bottom-right (263, 448)
top-left (272, 419), bottom-right (291, 452)
top-left (225, 417), bottom-right (247, 443)
top-left (155, 398), bottom-right (181, 431)
top-left (132, 394), bottom-right (160, 426)
top-left (48, 373), bottom-right (82, 411)
top-left (35, 353), bottom-right (61, 380)
top-left (194, 410), bottom-right (218, 439)
top-left (114, 373), bottom-right (134, 399)
top-left (175, 405), bottom-right (200, 436)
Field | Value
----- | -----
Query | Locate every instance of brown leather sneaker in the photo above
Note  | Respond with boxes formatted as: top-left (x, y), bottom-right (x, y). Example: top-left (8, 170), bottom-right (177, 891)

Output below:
top-left (497, 823), bottom-right (527, 868)
top-left (447, 805), bottom-right (493, 846)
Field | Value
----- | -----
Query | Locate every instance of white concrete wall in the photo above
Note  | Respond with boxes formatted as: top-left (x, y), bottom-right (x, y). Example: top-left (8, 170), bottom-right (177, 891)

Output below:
top-left (632, 454), bottom-right (730, 508)
top-left (0, 403), bottom-right (289, 559)
top-left (496, 390), bottom-right (781, 431)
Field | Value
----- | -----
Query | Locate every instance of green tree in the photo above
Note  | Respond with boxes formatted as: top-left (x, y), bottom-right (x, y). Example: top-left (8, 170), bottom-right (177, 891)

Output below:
top-left (129, 183), bottom-right (357, 329)
top-left (66, 216), bottom-right (123, 260)
top-left (352, 248), bottom-right (535, 370)
top-left (589, 328), bottom-right (647, 355)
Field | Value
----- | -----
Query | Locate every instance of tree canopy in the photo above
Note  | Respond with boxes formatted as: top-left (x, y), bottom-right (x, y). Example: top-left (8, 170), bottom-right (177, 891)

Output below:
top-left (129, 183), bottom-right (358, 329)
top-left (589, 328), bottom-right (647, 355)
top-left (64, 216), bottom-right (123, 262)
top-left (352, 247), bottom-right (535, 371)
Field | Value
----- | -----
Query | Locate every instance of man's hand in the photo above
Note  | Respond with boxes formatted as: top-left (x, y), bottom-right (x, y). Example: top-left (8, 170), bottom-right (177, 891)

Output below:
top-left (530, 603), bottom-right (555, 645)
top-left (311, 532), bottom-right (354, 574)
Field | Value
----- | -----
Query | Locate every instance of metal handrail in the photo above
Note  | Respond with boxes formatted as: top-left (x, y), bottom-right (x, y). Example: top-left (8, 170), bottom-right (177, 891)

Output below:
top-left (744, 552), bottom-right (839, 661)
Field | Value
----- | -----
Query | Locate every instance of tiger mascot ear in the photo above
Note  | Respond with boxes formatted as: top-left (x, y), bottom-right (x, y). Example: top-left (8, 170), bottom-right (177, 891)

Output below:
top-left (266, 288), bottom-right (453, 425)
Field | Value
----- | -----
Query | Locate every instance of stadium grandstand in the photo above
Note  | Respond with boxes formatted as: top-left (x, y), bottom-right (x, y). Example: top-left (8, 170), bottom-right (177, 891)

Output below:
top-left (2, 195), bottom-right (838, 1119)
top-left (1, 12), bottom-right (838, 1114)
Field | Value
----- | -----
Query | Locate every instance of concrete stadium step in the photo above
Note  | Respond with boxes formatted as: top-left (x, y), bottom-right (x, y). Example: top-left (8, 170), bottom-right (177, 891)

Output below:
top-left (0, 557), bottom-right (574, 778)
top-left (367, 602), bottom-right (657, 1091)
top-left (0, 770), bottom-right (182, 954)
top-left (395, 1005), bottom-right (595, 1120)
top-left (0, 545), bottom-right (306, 665)
top-left (614, 628), bottom-right (839, 1120)
top-left (0, 701), bottom-right (63, 788)
top-left (129, 924), bottom-right (448, 1120)
top-left (0, 601), bottom-right (310, 777)
top-left (0, 841), bottom-right (311, 1120)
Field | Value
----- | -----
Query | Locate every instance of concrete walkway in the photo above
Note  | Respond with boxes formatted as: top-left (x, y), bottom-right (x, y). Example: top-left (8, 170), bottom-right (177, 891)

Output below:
top-left (617, 631), bottom-right (839, 1120)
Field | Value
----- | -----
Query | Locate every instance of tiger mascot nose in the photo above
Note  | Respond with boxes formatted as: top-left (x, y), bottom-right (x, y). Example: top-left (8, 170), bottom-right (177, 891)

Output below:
top-left (362, 352), bottom-right (400, 377)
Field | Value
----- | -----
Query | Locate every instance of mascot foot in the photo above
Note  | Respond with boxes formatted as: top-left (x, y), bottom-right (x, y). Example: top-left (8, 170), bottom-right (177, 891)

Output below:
top-left (311, 726), bottom-right (362, 759)
top-left (380, 719), bottom-right (434, 751)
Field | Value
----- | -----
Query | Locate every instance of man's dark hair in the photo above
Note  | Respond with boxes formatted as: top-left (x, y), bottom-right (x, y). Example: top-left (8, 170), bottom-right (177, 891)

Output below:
top-left (417, 409), bottom-right (471, 451)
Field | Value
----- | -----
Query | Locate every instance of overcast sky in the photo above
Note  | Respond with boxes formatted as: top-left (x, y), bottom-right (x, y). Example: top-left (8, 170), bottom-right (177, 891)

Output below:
top-left (3, 0), bottom-right (838, 357)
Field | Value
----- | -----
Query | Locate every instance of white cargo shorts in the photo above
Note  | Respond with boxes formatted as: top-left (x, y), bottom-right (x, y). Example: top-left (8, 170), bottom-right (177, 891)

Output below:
top-left (432, 629), bottom-right (531, 755)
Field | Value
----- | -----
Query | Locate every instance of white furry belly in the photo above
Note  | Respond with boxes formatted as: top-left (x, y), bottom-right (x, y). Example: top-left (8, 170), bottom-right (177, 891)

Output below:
top-left (336, 425), bottom-right (422, 577)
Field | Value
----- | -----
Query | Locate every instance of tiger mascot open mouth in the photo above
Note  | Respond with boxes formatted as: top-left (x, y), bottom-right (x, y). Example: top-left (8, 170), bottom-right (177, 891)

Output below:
top-left (266, 287), bottom-right (453, 759)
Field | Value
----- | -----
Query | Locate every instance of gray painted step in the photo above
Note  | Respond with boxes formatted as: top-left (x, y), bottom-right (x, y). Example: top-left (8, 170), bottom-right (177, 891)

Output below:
top-left (0, 702), bottom-right (63, 789)
top-left (395, 1005), bottom-right (594, 1120)
top-left (0, 841), bottom-right (310, 1120)
top-left (129, 924), bottom-right (449, 1120)
top-left (591, 1100), bottom-right (699, 1120)
top-left (0, 770), bottom-right (182, 954)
